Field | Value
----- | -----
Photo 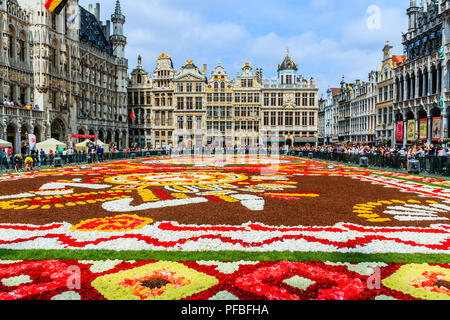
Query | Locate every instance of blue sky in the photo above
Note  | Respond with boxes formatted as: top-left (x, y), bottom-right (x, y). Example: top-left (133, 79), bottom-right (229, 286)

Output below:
top-left (80, 0), bottom-right (409, 95)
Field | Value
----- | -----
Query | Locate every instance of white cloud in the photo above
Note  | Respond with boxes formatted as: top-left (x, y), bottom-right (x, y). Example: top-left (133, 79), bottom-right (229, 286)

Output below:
top-left (80, 0), bottom-right (408, 94)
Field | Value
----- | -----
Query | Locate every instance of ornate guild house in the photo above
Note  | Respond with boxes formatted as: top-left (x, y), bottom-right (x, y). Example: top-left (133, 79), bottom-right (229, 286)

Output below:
top-left (127, 51), bottom-right (319, 149)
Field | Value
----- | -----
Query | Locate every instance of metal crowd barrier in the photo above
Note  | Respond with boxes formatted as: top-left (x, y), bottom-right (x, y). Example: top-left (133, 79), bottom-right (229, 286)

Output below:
top-left (289, 150), bottom-right (450, 177)
top-left (0, 150), bottom-right (169, 173)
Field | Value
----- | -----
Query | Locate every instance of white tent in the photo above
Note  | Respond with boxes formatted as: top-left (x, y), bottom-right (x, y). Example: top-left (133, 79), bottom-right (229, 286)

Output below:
top-left (36, 138), bottom-right (67, 154)
top-left (97, 139), bottom-right (110, 152)
top-left (75, 139), bottom-right (109, 152)
top-left (0, 139), bottom-right (12, 148)
top-left (75, 139), bottom-right (92, 151)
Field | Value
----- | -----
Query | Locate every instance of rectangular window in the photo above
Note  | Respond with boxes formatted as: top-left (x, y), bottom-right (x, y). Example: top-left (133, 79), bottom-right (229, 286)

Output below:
top-left (186, 83), bottom-right (193, 92)
top-left (264, 93), bottom-right (269, 106)
top-left (177, 97), bottom-right (184, 110)
top-left (295, 112), bottom-right (301, 126)
top-left (235, 93), bottom-right (241, 103)
top-left (254, 93), bottom-right (260, 103)
top-left (271, 93), bottom-right (276, 106)
top-left (220, 92), bottom-right (226, 102)
top-left (146, 92), bottom-right (151, 105)
top-left (278, 93), bottom-right (283, 106)
top-left (241, 93), bottom-right (247, 103)
top-left (271, 112), bottom-right (276, 126)
top-left (309, 93), bottom-right (315, 106)
top-left (207, 93), bottom-right (212, 103)
top-left (248, 79), bottom-right (253, 88)
top-left (241, 79), bottom-right (247, 88)
top-left (302, 112), bottom-right (308, 126)
top-left (128, 92), bottom-right (133, 105)
top-left (196, 83), bottom-right (202, 92)
top-left (177, 84), bottom-right (184, 92)
top-left (286, 112), bottom-right (293, 126)
top-left (227, 93), bottom-right (232, 102)
top-left (278, 113), bottom-right (283, 126)
top-left (309, 112), bottom-right (315, 126)
top-left (140, 93), bottom-right (145, 105)
top-left (196, 97), bottom-right (202, 110)
top-left (295, 93), bottom-right (301, 106)
top-left (264, 112), bottom-right (269, 126)
top-left (186, 97), bottom-right (193, 110)
top-left (187, 116), bottom-right (193, 130)
top-left (302, 93), bottom-right (307, 106)
top-left (178, 116), bottom-right (184, 129)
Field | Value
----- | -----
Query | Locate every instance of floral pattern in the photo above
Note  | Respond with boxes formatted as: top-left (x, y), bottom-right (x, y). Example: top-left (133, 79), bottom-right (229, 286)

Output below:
top-left (0, 155), bottom-right (448, 300)
top-left (0, 260), bottom-right (448, 300)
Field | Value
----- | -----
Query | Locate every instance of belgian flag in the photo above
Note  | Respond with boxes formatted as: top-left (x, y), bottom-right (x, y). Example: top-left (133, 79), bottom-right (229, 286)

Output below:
top-left (44, 0), bottom-right (68, 15)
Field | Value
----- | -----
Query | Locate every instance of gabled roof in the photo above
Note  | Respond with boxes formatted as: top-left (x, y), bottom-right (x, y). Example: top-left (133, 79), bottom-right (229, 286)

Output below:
top-left (330, 88), bottom-right (341, 95)
top-left (79, 6), bottom-right (113, 55)
top-left (392, 55), bottom-right (407, 67)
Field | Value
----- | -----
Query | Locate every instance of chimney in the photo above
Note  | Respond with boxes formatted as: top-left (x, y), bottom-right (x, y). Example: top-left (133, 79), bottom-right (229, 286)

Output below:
top-left (104, 20), bottom-right (111, 39)
top-left (95, 3), bottom-right (101, 22)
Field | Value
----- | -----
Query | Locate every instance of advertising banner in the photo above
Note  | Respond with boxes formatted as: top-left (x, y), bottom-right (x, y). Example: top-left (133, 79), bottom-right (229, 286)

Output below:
top-left (407, 120), bottom-right (415, 141)
top-left (419, 119), bottom-right (428, 141)
top-left (432, 117), bottom-right (442, 141)
top-left (396, 121), bottom-right (404, 142)
top-left (28, 134), bottom-right (36, 151)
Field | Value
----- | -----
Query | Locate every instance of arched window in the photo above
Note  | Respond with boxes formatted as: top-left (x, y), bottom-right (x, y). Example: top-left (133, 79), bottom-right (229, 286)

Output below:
top-left (18, 31), bottom-right (26, 62)
top-left (8, 25), bottom-right (15, 59)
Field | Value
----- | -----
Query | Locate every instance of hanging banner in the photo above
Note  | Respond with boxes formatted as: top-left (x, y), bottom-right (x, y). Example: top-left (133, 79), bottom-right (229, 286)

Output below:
top-left (396, 121), bottom-right (404, 142)
top-left (28, 134), bottom-right (37, 151)
top-left (407, 120), bottom-right (416, 141)
top-left (432, 117), bottom-right (442, 141)
top-left (419, 119), bottom-right (428, 141)
top-left (70, 134), bottom-right (97, 140)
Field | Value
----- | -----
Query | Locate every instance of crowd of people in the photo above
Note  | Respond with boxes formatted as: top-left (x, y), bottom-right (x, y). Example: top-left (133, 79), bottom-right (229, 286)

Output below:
top-left (1, 98), bottom-right (40, 110)
top-left (291, 143), bottom-right (450, 160)
top-left (3, 138), bottom-right (450, 173)
top-left (0, 141), bottom-right (109, 172)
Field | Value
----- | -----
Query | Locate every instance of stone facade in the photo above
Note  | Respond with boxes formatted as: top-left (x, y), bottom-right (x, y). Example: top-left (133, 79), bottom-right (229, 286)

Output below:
top-left (128, 52), bottom-right (319, 149)
top-left (0, 0), bottom-right (128, 154)
top-left (394, 0), bottom-right (445, 147)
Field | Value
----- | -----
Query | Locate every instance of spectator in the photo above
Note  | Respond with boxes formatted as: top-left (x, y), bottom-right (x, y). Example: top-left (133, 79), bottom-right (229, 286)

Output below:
top-left (24, 155), bottom-right (34, 171)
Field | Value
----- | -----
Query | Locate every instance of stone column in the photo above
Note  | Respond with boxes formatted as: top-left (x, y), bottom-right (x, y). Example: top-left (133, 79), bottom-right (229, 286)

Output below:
top-left (442, 104), bottom-right (448, 140)
top-left (415, 73), bottom-right (420, 98)
top-left (438, 66), bottom-right (442, 94)
top-left (428, 115), bottom-right (432, 145)
top-left (423, 72), bottom-right (428, 97)
top-left (0, 124), bottom-right (6, 141)
top-left (403, 112), bottom-right (408, 149)
top-left (14, 126), bottom-right (20, 155)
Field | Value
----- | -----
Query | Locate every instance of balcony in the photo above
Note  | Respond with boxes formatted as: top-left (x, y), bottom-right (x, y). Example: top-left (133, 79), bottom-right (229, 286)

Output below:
top-left (0, 105), bottom-right (44, 120)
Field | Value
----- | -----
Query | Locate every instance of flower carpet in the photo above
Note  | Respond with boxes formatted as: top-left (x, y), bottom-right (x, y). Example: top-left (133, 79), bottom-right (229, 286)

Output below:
top-left (0, 154), bottom-right (448, 300)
